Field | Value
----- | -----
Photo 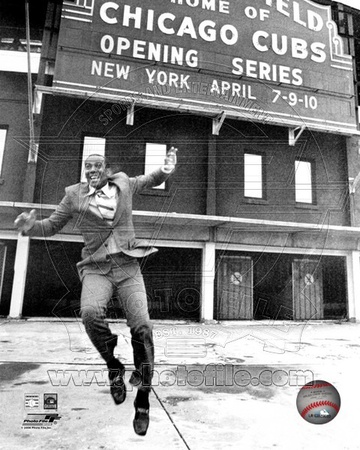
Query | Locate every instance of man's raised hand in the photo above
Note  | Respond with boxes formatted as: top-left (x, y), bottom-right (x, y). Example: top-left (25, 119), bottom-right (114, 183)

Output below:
top-left (163, 147), bottom-right (178, 174)
top-left (14, 209), bottom-right (36, 233)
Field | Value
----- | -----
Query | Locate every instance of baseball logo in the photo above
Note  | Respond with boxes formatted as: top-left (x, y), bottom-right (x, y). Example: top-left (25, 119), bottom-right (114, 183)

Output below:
top-left (296, 380), bottom-right (341, 424)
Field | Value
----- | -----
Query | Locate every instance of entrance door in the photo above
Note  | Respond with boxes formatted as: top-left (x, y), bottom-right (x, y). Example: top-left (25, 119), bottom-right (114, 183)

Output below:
top-left (292, 259), bottom-right (323, 320)
top-left (216, 256), bottom-right (253, 320)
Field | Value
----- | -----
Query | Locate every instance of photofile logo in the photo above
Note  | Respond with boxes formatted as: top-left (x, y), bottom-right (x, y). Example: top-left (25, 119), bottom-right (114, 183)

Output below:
top-left (21, 413), bottom-right (61, 429)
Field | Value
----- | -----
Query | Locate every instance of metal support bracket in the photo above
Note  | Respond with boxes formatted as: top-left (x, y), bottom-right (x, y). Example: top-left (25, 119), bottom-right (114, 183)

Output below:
top-left (33, 89), bottom-right (43, 115)
top-left (126, 102), bottom-right (135, 126)
top-left (27, 142), bottom-right (39, 164)
top-left (349, 172), bottom-right (360, 194)
top-left (289, 125), bottom-right (306, 146)
top-left (212, 111), bottom-right (226, 135)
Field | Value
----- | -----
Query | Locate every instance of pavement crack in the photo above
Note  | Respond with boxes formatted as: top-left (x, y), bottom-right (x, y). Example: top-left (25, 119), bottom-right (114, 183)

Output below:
top-left (152, 387), bottom-right (191, 450)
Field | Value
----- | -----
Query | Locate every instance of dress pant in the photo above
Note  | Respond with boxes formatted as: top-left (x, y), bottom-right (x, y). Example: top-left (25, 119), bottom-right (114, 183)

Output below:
top-left (80, 254), bottom-right (153, 389)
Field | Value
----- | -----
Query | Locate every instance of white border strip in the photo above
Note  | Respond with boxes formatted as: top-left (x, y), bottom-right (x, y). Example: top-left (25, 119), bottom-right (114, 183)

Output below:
top-left (61, 15), bottom-right (92, 22)
top-left (331, 65), bottom-right (353, 71)
top-left (62, 8), bottom-right (93, 16)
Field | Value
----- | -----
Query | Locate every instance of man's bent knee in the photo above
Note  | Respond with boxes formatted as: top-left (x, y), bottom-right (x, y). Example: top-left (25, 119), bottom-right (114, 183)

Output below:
top-left (81, 304), bottom-right (104, 326)
top-left (131, 321), bottom-right (153, 337)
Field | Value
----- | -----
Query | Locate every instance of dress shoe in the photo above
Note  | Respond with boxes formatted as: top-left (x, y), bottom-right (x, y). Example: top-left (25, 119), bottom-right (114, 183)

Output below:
top-left (133, 401), bottom-right (150, 436)
top-left (129, 370), bottom-right (141, 387)
top-left (108, 360), bottom-right (126, 405)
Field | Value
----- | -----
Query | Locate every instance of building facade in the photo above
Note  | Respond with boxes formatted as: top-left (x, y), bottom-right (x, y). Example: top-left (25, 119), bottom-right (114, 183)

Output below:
top-left (1, 0), bottom-right (360, 322)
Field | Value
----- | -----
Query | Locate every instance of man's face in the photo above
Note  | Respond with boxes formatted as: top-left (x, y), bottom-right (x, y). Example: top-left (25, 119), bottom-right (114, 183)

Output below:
top-left (84, 155), bottom-right (108, 189)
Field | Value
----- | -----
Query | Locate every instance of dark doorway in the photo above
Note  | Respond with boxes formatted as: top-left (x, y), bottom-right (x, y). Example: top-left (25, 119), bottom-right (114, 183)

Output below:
top-left (215, 251), bottom-right (347, 321)
top-left (23, 241), bottom-right (202, 320)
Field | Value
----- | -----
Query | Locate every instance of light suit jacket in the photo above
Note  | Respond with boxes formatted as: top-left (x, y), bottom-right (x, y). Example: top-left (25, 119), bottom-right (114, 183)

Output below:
top-left (25, 168), bottom-right (170, 279)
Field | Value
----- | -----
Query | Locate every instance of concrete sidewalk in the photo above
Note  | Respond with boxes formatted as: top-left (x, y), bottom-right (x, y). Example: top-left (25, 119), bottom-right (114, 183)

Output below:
top-left (0, 318), bottom-right (359, 450)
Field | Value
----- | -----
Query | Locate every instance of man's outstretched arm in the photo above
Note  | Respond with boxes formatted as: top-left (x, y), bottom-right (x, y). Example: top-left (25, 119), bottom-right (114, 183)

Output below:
top-left (14, 192), bottom-right (73, 237)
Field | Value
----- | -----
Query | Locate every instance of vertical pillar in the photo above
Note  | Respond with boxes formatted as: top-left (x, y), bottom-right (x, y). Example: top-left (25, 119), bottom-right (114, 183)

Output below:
top-left (206, 135), bottom-right (217, 216)
top-left (201, 242), bottom-right (216, 321)
top-left (22, 0), bottom-right (63, 203)
top-left (9, 233), bottom-right (30, 318)
top-left (346, 250), bottom-right (360, 322)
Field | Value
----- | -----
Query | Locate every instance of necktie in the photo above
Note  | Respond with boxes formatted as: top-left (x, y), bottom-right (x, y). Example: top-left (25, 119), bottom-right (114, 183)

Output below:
top-left (95, 189), bottom-right (116, 221)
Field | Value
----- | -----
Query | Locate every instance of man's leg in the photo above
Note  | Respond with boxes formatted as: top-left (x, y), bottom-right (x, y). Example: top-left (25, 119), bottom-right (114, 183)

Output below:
top-left (80, 273), bottom-right (116, 362)
top-left (80, 273), bottom-right (126, 404)
top-left (114, 260), bottom-right (154, 388)
top-left (114, 258), bottom-right (154, 435)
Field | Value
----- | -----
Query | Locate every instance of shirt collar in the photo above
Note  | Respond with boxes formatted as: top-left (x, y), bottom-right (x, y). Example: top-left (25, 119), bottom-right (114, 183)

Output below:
top-left (85, 182), bottom-right (116, 198)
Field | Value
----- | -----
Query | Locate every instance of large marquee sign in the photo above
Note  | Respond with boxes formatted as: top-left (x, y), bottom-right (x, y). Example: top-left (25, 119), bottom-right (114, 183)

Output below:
top-left (53, 0), bottom-right (358, 133)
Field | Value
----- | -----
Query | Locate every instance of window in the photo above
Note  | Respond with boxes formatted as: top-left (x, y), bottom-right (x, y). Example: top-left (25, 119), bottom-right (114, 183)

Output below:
top-left (81, 136), bottom-right (106, 182)
top-left (244, 153), bottom-right (263, 199)
top-left (145, 143), bottom-right (167, 190)
top-left (295, 159), bottom-right (313, 204)
top-left (0, 128), bottom-right (7, 176)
